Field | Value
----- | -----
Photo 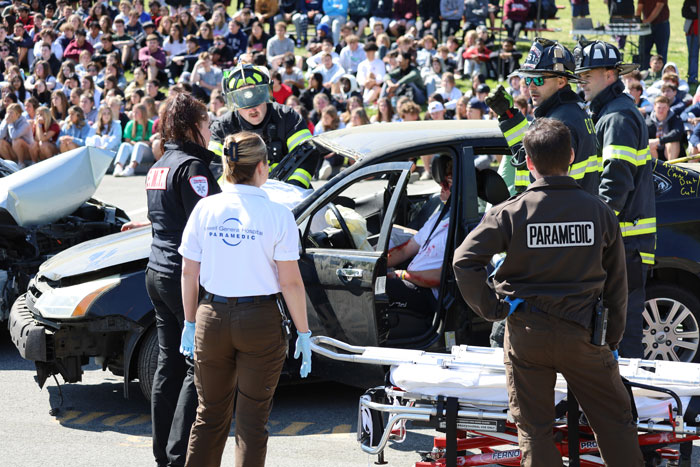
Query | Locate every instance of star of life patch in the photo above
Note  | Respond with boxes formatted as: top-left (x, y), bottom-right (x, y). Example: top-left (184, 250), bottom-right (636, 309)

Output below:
top-left (527, 222), bottom-right (594, 248)
top-left (145, 167), bottom-right (170, 190)
top-left (189, 175), bottom-right (209, 198)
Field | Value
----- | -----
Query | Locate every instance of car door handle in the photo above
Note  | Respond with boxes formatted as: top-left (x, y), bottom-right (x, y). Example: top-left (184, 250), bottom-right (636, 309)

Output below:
top-left (337, 268), bottom-right (363, 279)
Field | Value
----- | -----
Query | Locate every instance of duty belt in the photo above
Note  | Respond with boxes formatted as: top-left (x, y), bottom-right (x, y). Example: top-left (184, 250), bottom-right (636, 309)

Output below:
top-left (202, 292), bottom-right (278, 305)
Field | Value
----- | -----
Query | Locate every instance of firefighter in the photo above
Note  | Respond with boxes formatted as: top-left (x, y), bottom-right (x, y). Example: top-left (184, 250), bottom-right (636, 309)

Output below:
top-left (453, 118), bottom-right (644, 467)
top-left (574, 40), bottom-right (656, 359)
top-left (209, 63), bottom-right (316, 189)
top-left (485, 38), bottom-right (600, 196)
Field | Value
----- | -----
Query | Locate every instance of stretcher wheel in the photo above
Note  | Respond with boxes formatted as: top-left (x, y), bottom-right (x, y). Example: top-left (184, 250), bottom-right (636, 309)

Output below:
top-left (643, 452), bottom-right (662, 467)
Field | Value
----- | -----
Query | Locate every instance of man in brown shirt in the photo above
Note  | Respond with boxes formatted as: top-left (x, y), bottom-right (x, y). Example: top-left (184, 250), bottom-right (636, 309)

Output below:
top-left (636, 0), bottom-right (670, 69)
top-left (452, 118), bottom-right (643, 467)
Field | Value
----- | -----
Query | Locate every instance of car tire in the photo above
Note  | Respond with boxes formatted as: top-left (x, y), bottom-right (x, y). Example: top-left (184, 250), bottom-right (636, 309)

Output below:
top-left (644, 283), bottom-right (700, 363)
top-left (137, 326), bottom-right (159, 401)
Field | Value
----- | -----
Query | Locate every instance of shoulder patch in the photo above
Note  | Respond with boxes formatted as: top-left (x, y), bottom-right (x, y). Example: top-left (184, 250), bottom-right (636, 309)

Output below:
top-left (146, 167), bottom-right (169, 190)
top-left (189, 175), bottom-right (209, 198)
top-left (527, 222), bottom-right (594, 248)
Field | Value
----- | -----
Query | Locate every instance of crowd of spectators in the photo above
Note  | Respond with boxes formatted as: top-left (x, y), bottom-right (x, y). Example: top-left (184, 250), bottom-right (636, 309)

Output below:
top-left (0, 0), bottom-right (695, 177)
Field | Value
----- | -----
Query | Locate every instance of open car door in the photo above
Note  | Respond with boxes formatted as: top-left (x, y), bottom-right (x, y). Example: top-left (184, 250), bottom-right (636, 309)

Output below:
top-left (295, 162), bottom-right (413, 385)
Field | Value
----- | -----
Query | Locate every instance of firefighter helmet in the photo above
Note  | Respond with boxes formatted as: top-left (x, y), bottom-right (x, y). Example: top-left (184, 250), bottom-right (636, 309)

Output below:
top-left (222, 63), bottom-right (272, 110)
top-left (516, 38), bottom-right (581, 82)
top-left (573, 40), bottom-right (638, 75)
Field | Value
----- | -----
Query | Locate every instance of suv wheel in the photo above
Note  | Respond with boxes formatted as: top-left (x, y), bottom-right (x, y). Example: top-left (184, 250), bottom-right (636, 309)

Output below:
top-left (643, 283), bottom-right (700, 363)
top-left (138, 326), bottom-right (159, 401)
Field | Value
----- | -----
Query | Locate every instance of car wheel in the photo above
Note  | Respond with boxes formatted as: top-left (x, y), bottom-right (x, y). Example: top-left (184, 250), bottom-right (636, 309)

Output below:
top-left (138, 326), bottom-right (159, 401)
top-left (643, 283), bottom-right (700, 363)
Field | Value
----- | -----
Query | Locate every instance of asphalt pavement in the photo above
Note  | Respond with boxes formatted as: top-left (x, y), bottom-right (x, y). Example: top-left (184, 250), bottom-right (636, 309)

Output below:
top-left (2, 173), bottom-right (698, 466)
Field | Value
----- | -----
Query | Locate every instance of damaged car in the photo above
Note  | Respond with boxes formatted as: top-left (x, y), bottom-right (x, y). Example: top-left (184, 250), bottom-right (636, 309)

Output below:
top-left (8, 121), bottom-right (700, 403)
top-left (0, 147), bottom-right (129, 324)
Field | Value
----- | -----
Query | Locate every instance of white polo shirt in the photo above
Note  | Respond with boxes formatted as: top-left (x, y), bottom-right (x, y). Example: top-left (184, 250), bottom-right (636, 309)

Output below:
top-left (179, 183), bottom-right (300, 297)
top-left (408, 209), bottom-right (450, 298)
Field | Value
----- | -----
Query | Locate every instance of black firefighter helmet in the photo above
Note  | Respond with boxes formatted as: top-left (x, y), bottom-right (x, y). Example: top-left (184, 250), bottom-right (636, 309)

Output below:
top-left (573, 40), bottom-right (638, 75)
top-left (515, 38), bottom-right (582, 82)
top-left (222, 63), bottom-right (272, 110)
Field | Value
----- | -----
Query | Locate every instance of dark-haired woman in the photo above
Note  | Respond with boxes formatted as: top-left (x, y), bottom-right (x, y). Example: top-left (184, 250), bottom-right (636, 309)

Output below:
top-left (122, 91), bottom-right (221, 467)
top-left (181, 131), bottom-right (312, 467)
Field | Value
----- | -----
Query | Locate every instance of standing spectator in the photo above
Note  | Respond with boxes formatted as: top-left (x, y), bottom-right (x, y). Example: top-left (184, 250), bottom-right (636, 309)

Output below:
top-left (139, 33), bottom-right (167, 82)
top-left (225, 20), bottom-right (248, 61)
top-left (267, 21), bottom-right (295, 69)
top-left (58, 105), bottom-right (92, 153)
top-left (114, 102), bottom-right (153, 177)
top-left (636, 0), bottom-right (670, 67)
top-left (63, 28), bottom-right (94, 62)
top-left (190, 52), bottom-right (223, 104)
top-left (357, 41), bottom-right (385, 104)
top-left (646, 95), bottom-right (686, 160)
top-left (29, 106), bottom-right (60, 161)
top-left (0, 103), bottom-right (34, 167)
top-left (322, 0), bottom-right (349, 45)
top-left (683, 0), bottom-right (699, 85)
top-left (338, 34), bottom-right (365, 74)
top-left (440, 0), bottom-right (463, 39)
top-left (503, 0), bottom-right (529, 42)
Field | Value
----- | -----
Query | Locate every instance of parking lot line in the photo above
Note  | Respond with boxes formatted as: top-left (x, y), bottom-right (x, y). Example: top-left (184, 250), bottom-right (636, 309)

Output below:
top-left (332, 424), bottom-right (352, 434)
top-left (277, 422), bottom-right (313, 435)
top-left (120, 414), bottom-right (152, 427)
top-left (72, 412), bottom-right (108, 425)
top-left (55, 410), bottom-right (81, 423)
top-left (103, 413), bottom-right (137, 427)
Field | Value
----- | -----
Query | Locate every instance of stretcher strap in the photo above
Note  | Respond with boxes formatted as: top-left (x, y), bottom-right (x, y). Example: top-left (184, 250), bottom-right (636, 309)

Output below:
top-left (446, 397), bottom-right (458, 467)
top-left (567, 388), bottom-right (580, 467)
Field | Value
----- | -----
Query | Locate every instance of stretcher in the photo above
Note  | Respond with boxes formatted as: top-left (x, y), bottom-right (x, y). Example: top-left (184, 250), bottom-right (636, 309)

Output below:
top-left (310, 336), bottom-right (700, 467)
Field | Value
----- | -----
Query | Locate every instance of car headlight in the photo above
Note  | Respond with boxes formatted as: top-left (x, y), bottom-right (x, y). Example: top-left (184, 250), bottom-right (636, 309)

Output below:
top-left (34, 276), bottom-right (121, 319)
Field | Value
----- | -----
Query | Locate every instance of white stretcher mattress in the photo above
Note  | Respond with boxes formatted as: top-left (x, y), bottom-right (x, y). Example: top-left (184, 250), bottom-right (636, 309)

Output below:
top-left (389, 345), bottom-right (700, 421)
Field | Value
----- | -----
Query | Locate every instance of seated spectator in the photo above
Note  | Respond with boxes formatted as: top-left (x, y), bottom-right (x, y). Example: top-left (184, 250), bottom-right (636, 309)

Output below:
top-left (196, 22), bottom-right (215, 51)
top-left (514, 94), bottom-right (533, 120)
top-left (0, 103), bottom-right (34, 167)
top-left (272, 71), bottom-right (294, 104)
top-left (80, 74), bottom-right (102, 108)
top-left (247, 20), bottom-right (269, 55)
top-left (309, 92), bottom-right (332, 124)
top-left (111, 18), bottom-right (135, 69)
top-left (145, 79), bottom-right (166, 103)
top-left (210, 10), bottom-right (228, 37)
top-left (32, 42), bottom-right (62, 78)
top-left (10, 22), bottom-right (33, 68)
top-left (125, 67), bottom-right (148, 103)
top-left (382, 51), bottom-right (426, 105)
top-left (87, 105), bottom-right (122, 153)
top-left (463, 0), bottom-right (490, 31)
top-left (502, 0), bottom-right (529, 42)
top-left (267, 21), bottom-right (295, 69)
top-left (320, 0), bottom-right (348, 45)
top-left (422, 57), bottom-right (444, 99)
top-left (210, 36), bottom-right (235, 69)
top-left (58, 105), bottom-right (93, 153)
top-left (463, 37), bottom-right (491, 78)
top-left (139, 33), bottom-right (167, 83)
top-left (489, 37), bottom-right (521, 80)
top-left (170, 35), bottom-right (201, 83)
top-left (416, 35), bottom-right (437, 70)
top-left (307, 37), bottom-right (341, 69)
top-left (310, 52), bottom-right (346, 92)
top-left (301, 72), bottom-right (331, 112)
top-left (371, 96), bottom-right (395, 122)
top-left (628, 81), bottom-right (653, 116)
top-left (280, 53), bottom-right (305, 91)
top-left (348, 106), bottom-right (370, 127)
top-left (427, 100), bottom-right (447, 122)
top-left (190, 52), bottom-right (222, 104)
top-left (348, 0), bottom-right (371, 41)
top-left (114, 102), bottom-right (153, 177)
top-left (467, 96), bottom-right (488, 119)
top-left (647, 96), bottom-right (686, 161)
top-left (356, 42), bottom-right (385, 105)
top-left (398, 100), bottom-right (421, 121)
top-left (334, 74), bottom-right (362, 110)
top-left (50, 90), bottom-right (69, 123)
top-left (63, 28), bottom-right (94, 63)
top-left (454, 95), bottom-right (469, 119)
top-left (23, 97), bottom-right (40, 121)
top-left (307, 23), bottom-right (331, 55)
top-left (29, 106), bottom-right (60, 162)
top-left (86, 20), bottom-right (103, 48)
top-left (436, 72), bottom-right (462, 110)
top-left (339, 34), bottom-right (366, 74)
top-left (79, 92), bottom-right (98, 125)
top-left (506, 74), bottom-right (521, 97)
top-left (660, 83), bottom-right (689, 116)
top-left (440, 0), bottom-right (463, 39)
top-left (225, 20), bottom-right (248, 61)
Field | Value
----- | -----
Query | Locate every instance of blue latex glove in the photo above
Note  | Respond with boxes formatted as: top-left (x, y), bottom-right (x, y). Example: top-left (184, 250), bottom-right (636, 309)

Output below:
top-left (504, 296), bottom-right (524, 316)
top-left (294, 330), bottom-right (312, 378)
top-left (612, 350), bottom-right (619, 361)
top-left (180, 320), bottom-right (195, 359)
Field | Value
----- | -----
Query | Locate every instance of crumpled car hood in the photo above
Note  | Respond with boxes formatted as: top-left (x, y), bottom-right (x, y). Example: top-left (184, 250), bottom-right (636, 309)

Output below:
top-left (0, 146), bottom-right (114, 226)
top-left (38, 226), bottom-right (152, 281)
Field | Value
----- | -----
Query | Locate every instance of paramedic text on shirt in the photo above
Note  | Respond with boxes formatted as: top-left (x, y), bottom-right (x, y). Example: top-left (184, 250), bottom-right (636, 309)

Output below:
top-left (178, 131), bottom-right (312, 467)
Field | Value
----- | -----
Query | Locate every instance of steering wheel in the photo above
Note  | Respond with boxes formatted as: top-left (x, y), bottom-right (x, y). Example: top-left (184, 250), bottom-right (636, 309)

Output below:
top-left (328, 203), bottom-right (357, 250)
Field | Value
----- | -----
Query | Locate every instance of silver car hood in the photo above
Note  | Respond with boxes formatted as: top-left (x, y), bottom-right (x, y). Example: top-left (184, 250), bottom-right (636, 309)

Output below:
top-left (0, 146), bottom-right (114, 226)
top-left (38, 226), bottom-right (152, 281)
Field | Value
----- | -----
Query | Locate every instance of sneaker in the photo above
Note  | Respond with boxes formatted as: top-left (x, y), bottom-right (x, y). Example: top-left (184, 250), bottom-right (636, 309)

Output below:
top-left (420, 170), bottom-right (432, 181)
top-left (318, 161), bottom-right (333, 180)
top-left (113, 165), bottom-right (123, 177)
top-left (121, 165), bottom-right (136, 177)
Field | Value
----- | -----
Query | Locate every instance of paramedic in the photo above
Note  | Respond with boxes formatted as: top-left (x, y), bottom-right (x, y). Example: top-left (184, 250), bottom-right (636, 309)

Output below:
top-left (453, 118), bottom-right (643, 467)
top-left (386, 155), bottom-right (452, 313)
top-left (574, 40), bottom-right (656, 359)
top-left (209, 64), bottom-right (317, 189)
top-left (179, 131), bottom-right (312, 467)
top-left (145, 92), bottom-right (222, 467)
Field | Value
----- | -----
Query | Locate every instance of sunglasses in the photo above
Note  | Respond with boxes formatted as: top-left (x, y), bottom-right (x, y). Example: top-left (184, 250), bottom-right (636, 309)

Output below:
top-left (0, 49), bottom-right (9, 52)
top-left (524, 76), bottom-right (555, 86)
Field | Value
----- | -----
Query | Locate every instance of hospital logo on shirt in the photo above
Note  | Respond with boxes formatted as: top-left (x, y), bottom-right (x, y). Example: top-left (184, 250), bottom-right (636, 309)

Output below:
top-left (206, 218), bottom-right (263, 247)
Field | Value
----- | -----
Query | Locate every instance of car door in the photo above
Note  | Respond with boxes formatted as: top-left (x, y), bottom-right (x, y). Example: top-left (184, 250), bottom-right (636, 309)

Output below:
top-left (295, 162), bottom-right (412, 384)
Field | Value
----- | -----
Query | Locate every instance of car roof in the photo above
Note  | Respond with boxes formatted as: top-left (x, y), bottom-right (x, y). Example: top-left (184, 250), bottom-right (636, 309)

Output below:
top-left (313, 120), bottom-right (507, 160)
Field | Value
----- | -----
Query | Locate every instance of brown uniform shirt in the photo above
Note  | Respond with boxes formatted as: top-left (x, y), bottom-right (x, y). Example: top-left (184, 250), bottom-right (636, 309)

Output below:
top-left (453, 176), bottom-right (629, 347)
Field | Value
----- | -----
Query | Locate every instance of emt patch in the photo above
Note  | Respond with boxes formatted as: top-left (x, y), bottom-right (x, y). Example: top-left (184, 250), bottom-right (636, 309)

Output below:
top-left (145, 167), bottom-right (169, 190)
top-left (527, 222), bottom-right (594, 248)
top-left (189, 175), bottom-right (209, 198)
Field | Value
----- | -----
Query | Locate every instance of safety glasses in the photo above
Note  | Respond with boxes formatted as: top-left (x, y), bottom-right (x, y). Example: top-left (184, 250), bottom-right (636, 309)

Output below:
top-left (524, 76), bottom-right (555, 86)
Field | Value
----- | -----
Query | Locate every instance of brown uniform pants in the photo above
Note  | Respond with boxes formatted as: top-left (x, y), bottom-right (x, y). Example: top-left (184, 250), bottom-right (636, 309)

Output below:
top-left (504, 309), bottom-right (644, 467)
top-left (185, 298), bottom-right (287, 467)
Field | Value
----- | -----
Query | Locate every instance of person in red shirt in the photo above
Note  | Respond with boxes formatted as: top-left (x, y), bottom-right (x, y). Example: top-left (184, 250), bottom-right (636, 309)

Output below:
top-left (62, 29), bottom-right (95, 62)
top-left (271, 72), bottom-right (293, 104)
top-left (139, 34), bottom-right (167, 82)
top-left (463, 38), bottom-right (492, 78)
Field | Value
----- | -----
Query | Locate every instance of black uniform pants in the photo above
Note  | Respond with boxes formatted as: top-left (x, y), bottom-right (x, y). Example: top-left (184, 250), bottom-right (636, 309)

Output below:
top-left (619, 248), bottom-right (648, 359)
top-left (504, 309), bottom-right (644, 467)
top-left (146, 268), bottom-right (198, 467)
